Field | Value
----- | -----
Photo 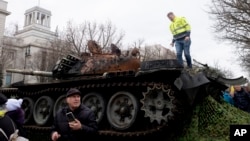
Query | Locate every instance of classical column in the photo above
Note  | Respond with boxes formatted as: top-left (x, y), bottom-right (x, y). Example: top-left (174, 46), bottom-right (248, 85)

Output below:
top-left (34, 11), bottom-right (37, 24)
top-left (39, 12), bottom-right (42, 24)
top-left (45, 15), bottom-right (48, 27)
top-left (47, 16), bottom-right (51, 28)
top-left (24, 15), bottom-right (27, 26)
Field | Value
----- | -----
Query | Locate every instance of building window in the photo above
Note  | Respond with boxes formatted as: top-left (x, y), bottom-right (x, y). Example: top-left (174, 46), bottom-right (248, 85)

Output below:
top-left (5, 73), bottom-right (12, 86)
top-left (2, 50), bottom-right (15, 60)
top-left (8, 51), bottom-right (15, 60)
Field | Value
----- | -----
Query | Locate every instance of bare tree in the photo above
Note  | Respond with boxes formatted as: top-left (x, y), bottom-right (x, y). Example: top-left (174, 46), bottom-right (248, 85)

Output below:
top-left (49, 31), bottom-right (73, 68)
top-left (29, 52), bottom-right (44, 82)
top-left (0, 39), bottom-right (16, 70)
top-left (121, 39), bottom-right (144, 59)
top-left (4, 23), bottom-right (19, 37)
top-left (29, 51), bottom-right (52, 82)
top-left (208, 0), bottom-right (250, 76)
top-left (129, 39), bottom-right (176, 61)
top-left (29, 36), bottom-right (73, 82)
top-left (0, 43), bottom-right (16, 85)
top-left (131, 38), bottom-right (144, 49)
top-left (63, 20), bottom-right (125, 56)
top-left (140, 44), bottom-right (176, 61)
top-left (212, 60), bottom-right (234, 78)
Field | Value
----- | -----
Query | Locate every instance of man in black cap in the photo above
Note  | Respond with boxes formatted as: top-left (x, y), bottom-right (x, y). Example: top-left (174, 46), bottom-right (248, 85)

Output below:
top-left (0, 93), bottom-right (17, 141)
top-left (51, 88), bottom-right (98, 141)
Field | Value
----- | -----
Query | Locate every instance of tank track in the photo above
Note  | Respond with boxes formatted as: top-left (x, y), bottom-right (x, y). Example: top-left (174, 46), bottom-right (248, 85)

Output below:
top-left (2, 78), bottom-right (187, 138)
top-left (23, 124), bottom-right (166, 137)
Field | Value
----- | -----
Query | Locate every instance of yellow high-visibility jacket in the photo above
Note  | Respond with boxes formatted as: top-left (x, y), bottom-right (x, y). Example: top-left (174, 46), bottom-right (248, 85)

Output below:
top-left (170, 16), bottom-right (191, 43)
top-left (230, 85), bottom-right (235, 95)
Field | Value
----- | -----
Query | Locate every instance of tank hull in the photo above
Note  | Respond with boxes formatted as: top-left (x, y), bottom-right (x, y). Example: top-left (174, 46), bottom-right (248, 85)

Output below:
top-left (2, 67), bottom-right (189, 138)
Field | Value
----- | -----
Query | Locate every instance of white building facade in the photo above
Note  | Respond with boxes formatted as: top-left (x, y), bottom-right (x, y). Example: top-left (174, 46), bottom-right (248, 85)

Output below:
top-left (0, 0), bottom-right (10, 43)
top-left (0, 1), bottom-right (57, 86)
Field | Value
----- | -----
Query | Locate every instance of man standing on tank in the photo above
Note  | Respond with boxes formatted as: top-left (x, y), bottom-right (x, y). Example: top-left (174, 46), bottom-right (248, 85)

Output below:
top-left (51, 88), bottom-right (98, 141)
top-left (167, 12), bottom-right (192, 68)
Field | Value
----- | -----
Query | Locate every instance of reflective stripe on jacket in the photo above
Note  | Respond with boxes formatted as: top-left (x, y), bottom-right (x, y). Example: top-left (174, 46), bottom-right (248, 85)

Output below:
top-left (170, 16), bottom-right (191, 40)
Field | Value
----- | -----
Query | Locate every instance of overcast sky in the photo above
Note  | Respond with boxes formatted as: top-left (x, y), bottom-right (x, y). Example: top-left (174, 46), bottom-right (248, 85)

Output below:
top-left (4, 0), bottom-right (248, 78)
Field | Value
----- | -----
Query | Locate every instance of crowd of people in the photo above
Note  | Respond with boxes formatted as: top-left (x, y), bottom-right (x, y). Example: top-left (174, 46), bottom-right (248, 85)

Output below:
top-left (1, 83), bottom-right (250, 141)
top-left (0, 93), bottom-right (26, 141)
top-left (222, 84), bottom-right (250, 113)
top-left (0, 88), bottom-right (98, 141)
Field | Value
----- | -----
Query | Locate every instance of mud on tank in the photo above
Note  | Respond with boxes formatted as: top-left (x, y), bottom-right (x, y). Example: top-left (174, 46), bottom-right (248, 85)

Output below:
top-left (0, 40), bottom-right (247, 140)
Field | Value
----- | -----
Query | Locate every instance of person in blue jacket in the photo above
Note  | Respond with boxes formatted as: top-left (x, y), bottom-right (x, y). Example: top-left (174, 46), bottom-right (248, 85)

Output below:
top-left (222, 89), bottom-right (234, 105)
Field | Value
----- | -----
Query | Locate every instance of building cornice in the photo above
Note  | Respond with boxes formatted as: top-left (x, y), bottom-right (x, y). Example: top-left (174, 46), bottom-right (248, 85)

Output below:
top-left (25, 6), bottom-right (51, 15)
top-left (3, 36), bottom-right (52, 49)
top-left (0, 9), bottom-right (10, 15)
top-left (15, 25), bottom-right (55, 36)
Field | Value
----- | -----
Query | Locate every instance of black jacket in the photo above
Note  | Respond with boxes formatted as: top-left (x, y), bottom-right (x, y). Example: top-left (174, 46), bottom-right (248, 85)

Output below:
top-left (0, 115), bottom-right (17, 141)
top-left (51, 104), bottom-right (98, 141)
top-left (233, 88), bottom-right (250, 112)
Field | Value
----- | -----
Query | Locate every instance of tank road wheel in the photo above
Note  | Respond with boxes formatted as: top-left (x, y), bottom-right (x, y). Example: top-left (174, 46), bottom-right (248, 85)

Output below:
top-left (82, 93), bottom-right (105, 124)
top-left (33, 96), bottom-right (54, 126)
top-left (21, 97), bottom-right (34, 124)
top-left (53, 95), bottom-right (67, 118)
top-left (140, 84), bottom-right (175, 124)
top-left (106, 91), bottom-right (138, 130)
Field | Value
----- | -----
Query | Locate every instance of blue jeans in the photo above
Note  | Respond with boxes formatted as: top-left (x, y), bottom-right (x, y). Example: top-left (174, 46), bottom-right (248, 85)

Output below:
top-left (175, 39), bottom-right (192, 68)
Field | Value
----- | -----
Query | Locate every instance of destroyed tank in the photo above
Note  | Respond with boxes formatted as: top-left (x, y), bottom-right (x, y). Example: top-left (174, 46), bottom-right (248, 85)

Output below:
top-left (0, 40), bottom-right (247, 140)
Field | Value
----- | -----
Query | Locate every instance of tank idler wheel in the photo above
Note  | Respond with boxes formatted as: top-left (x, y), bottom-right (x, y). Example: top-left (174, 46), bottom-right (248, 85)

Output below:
top-left (82, 93), bottom-right (105, 124)
top-left (106, 91), bottom-right (138, 130)
top-left (33, 96), bottom-right (54, 126)
top-left (21, 97), bottom-right (34, 124)
top-left (140, 84), bottom-right (175, 124)
top-left (53, 95), bottom-right (67, 118)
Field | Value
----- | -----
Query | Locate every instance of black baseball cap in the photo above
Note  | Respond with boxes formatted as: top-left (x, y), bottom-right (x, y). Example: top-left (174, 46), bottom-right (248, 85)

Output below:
top-left (66, 88), bottom-right (81, 97)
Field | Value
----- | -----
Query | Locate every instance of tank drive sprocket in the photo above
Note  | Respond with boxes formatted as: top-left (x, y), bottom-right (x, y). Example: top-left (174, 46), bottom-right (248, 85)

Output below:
top-left (140, 84), bottom-right (176, 124)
